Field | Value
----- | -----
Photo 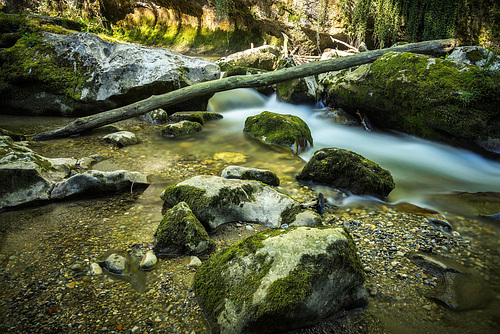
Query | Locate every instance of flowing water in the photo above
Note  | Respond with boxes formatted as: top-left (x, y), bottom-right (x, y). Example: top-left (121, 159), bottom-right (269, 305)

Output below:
top-left (1, 88), bottom-right (500, 333)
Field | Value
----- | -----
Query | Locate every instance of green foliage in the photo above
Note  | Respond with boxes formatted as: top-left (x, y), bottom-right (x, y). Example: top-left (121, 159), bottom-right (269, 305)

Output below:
top-left (214, 0), bottom-right (235, 21)
top-left (341, 0), bottom-right (461, 48)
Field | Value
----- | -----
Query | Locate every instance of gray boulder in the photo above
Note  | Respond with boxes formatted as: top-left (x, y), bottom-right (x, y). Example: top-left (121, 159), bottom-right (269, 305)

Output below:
top-left (296, 148), bottom-right (395, 200)
top-left (216, 45), bottom-right (281, 72)
top-left (194, 226), bottom-right (367, 334)
top-left (160, 176), bottom-right (321, 230)
top-left (0, 136), bottom-right (69, 210)
top-left (447, 46), bottom-right (500, 70)
top-left (141, 109), bottom-right (169, 125)
top-left (51, 170), bottom-right (148, 199)
top-left (103, 131), bottom-right (139, 147)
top-left (154, 202), bottom-right (215, 256)
top-left (221, 165), bottom-right (280, 186)
top-left (1, 32), bottom-right (220, 116)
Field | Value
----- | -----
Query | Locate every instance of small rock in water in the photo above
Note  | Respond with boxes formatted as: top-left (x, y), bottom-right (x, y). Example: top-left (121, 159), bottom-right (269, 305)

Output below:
top-left (90, 263), bottom-right (103, 275)
top-left (187, 256), bottom-right (202, 268)
top-left (139, 251), bottom-right (157, 270)
top-left (99, 251), bottom-right (130, 275)
top-left (70, 263), bottom-right (85, 272)
top-left (103, 131), bottom-right (139, 147)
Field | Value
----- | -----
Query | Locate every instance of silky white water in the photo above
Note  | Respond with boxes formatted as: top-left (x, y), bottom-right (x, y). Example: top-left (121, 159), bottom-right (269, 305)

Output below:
top-left (209, 88), bottom-right (500, 208)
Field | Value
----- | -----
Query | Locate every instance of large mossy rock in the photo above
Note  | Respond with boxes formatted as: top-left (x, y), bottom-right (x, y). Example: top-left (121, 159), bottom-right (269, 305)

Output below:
top-left (244, 111), bottom-right (313, 154)
top-left (160, 175), bottom-right (321, 230)
top-left (322, 52), bottom-right (500, 154)
top-left (0, 31), bottom-right (220, 116)
top-left (154, 202), bottom-right (215, 256)
top-left (194, 226), bottom-right (367, 334)
top-left (296, 148), bottom-right (395, 200)
top-left (216, 45), bottom-right (281, 72)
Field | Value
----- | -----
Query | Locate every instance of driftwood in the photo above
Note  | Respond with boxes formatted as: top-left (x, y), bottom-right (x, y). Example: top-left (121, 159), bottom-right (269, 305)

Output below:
top-left (34, 39), bottom-right (456, 140)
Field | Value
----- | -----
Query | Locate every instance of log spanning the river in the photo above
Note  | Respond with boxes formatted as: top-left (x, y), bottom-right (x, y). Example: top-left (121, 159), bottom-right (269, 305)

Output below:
top-left (34, 39), bottom-right (456, 140)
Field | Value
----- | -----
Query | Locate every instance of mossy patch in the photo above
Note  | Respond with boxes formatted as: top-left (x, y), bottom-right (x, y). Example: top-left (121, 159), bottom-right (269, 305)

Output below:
top-left (154, 202), bottom-right (215, 256)
top-left (161, 183), bottom-right (257, 228)
top-left (244, 111), bottom-right (313, 151)
top-left (168, 112), bottom-right (223, 125)
top-left (160, 120), bottom-right (203, 138)
top-left (297, 148), bottom-right (395, 199)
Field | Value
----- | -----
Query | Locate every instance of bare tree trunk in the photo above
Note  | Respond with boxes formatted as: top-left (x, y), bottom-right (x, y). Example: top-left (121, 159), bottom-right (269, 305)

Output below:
top-left (34, 39), bottom-right (456, 140)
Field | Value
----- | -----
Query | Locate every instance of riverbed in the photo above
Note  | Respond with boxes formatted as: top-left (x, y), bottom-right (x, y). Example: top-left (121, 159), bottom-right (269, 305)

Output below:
top-left (0, 90), bottom-right (499, 333)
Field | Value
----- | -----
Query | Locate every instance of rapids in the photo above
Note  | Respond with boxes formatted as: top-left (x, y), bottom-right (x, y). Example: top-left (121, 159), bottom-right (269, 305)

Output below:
top-left (209, 88), bottom-right (500, 211)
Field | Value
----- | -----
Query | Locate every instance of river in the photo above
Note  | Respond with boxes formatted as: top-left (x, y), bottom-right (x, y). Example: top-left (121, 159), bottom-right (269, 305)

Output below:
top-left (0, 88), bottom-right (499, 333)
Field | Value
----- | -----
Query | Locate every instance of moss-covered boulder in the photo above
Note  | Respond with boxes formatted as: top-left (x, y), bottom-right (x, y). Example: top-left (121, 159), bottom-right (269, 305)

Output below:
top-left (0, 128), bottom-right (27, 141)
top-left (216, 45), bottom-right (281, 72)
top-left (244, 111), bottom-right (313, 154)
top-left (296, 148), bottom-right (395, 200)
top-left (160, 175), bottom-right (321, 230)
top-left (0, 29), bottom-right (220, 116)
top-left (322, 52), bottom-right (500, 154)
top-left (221, 165), bottom-right (280, 186)
top-left (160, 120), bottom-right (203, 138)
top-left (168, 111), bottom-right (223, 125)
top-left (154, 202), bottom-right (215, 256)
top-left (194, 226), bottom-right (367, 334)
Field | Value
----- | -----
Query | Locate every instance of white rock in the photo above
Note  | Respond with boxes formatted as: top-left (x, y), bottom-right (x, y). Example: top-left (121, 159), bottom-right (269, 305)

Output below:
top-left (103, 131), bottom-right (139, 147)
top-left (90, 262), bottom-right (103, 275)
top-left (139, 251), bottom-right (158, 270)
top-left (187, 256), bottom-right (202, 268)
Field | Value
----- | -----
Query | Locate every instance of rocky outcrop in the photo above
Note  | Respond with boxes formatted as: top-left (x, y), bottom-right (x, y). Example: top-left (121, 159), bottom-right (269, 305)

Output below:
top-left (221, 165), bottom-right (280, 186)
top-left (296, 148), bottom-right (395, 200)
top-left (0, 136), bottom-right (148, 210)
top-left (0, 31), bottom-right (220, 116)
top-left (244, 111), bottom-right (313, 154)
top-left (154, 202), bottom-right (215, 256)
top-left (160, 175), bottom-right (321, 230)
top-left (194, 226), bottom-right (367, 334)
top-left (321, 52), bottom-right (500, 154)
top-left (217, 45), bottom-right (281, 71)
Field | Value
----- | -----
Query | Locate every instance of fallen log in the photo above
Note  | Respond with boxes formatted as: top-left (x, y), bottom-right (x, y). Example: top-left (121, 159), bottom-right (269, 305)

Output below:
top-left (34, 39), bottom-right (456, 140)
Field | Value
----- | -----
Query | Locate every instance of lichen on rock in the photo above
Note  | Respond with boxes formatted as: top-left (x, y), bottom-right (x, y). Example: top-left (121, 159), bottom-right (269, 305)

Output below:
top-left (296, 147), bottom-right (395, 200)
top-left (154, 202), bottom-right (215, 256)
top-left (194, 226), bottom-right (367, 334)
top-left (244, 111), bottom-right (313, 154)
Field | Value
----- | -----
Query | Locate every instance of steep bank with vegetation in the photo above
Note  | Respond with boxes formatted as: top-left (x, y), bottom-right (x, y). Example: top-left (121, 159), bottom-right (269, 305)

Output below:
top-left (2, 0), bottom-right (498, 55)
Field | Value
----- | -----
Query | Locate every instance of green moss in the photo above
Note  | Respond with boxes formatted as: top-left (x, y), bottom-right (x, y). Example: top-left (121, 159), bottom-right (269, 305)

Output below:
top-left (0, 32), bottom-right (92, 101)
top-left (244, 111), bottom-right (313, 149)
top-left (160, 120), bottom-right (203, 138)
top-left (161, 182), bottom-right (257, 227)
top-left (297, 148), bottom-right (394, 199)
top-left (280, 205), bottom-right (304, 225)
top-left (194, 227), bottom-right (365, 328)
top-left (168, 112), bottom-right (223, 125)
top-left (240, 169), bottom-right (280, 187)
top-left (329, 52), bottom-right (500, 144)
top-left (465, 49), bottom-right (486, 63)
top-left (0, 128), bottom-right (26, 141)
top-left (154, 202), bottom-right (215, 255)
